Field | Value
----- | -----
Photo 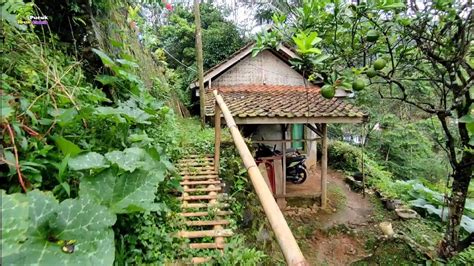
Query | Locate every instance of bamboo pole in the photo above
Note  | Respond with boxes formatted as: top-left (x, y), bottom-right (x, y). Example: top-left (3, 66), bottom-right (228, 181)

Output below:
top-left (214, 103), bottom-right (221, 173)
top-left (213, 90), bottom-right (308, 266)
top-left (321, 123), bottom-right (328, 208)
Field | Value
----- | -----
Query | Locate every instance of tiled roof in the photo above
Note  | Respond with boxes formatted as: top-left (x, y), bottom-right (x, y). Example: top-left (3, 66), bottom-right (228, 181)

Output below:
top-left (205, 85), bottom-right (367, 119)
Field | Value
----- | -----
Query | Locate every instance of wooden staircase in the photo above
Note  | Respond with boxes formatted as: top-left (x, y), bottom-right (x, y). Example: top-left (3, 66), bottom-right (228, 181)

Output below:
top-left (177, 155), bottom-right (233, 264)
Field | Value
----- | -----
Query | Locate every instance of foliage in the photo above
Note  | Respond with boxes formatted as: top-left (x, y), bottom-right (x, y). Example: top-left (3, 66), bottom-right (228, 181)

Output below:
top-left (366, 117), bottom-right (450, 181)
top-left (1, 190), bottom-right (116, 265)
top-left (0, 1), bottom-right (182, 263)
top-left (448, 246), bottom-right (474, 266)
top-left (256, 0), bottom-right (473, 255)
top-left (328, 140), bottom-right (473, 233)
top-left (159, 3), bottom-right (245, 71)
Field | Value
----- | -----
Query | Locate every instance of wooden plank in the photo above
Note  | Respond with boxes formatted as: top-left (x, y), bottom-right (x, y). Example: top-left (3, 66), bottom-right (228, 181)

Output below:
top-left (184, 187), bottom-right (222, 193)
top-left (191, 257), bottom-right (211, 264)
top-left (190, 242), bottom-right (225, 249)
top-left (185, 220), bottom-right (230, 226)
top-left (182, 175), bottom-right (219, 180)
top-left (321, 123), bottom-right (328, 208)
top-left (178, 229), bottom-right (233, 238)
top-left (181, 203), bottom-right (229, 209)
top-left (181, 194), bottom-right (222, 201)
top-left (180, 180), bottom-right (221, 186)
top-left (180, 171), bottom-right (218, 176)
top-left (179, 211), bottom-right (232, 217)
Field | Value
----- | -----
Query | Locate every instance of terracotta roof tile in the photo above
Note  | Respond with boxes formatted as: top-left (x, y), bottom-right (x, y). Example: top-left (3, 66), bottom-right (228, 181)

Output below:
top-left (205, 85), bottom-right (367, 120)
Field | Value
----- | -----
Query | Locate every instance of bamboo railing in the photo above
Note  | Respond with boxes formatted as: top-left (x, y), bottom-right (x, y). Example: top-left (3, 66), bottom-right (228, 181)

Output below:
top-left (213, 90), bottom-right (308, 266)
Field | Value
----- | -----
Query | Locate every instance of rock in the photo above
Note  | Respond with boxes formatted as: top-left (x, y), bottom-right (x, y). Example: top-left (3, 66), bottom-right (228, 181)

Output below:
top-left (385, 199), bottom-right (402, 210)
top-left (379, 222), bottom-right (395, 236)
top-left (395, 208), bottom-right (419, 219)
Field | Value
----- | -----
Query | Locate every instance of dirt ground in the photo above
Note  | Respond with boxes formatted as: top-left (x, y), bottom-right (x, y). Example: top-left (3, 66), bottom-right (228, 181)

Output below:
top-left (284, 169), bottom-right (375, 265)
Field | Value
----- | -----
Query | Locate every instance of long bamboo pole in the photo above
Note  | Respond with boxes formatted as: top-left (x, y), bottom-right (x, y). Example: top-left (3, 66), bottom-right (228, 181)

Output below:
top-left (213, 90), bottom-right (308, 266)
top-left (214, 103), bottom-right (221, 173)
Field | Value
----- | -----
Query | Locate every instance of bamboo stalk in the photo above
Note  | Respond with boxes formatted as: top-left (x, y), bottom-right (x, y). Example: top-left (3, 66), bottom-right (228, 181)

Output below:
top-left (213, 90), bottom-right (308, 266)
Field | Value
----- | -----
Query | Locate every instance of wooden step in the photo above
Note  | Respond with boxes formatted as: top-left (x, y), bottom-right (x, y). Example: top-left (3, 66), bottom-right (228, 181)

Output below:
top-left (182, 175), bottom-right (219, 180)
top-left (184, 187), bottom-right (222, 193)
top-left (178, 229), bottom-right (233, 238)
top-left (177, 161), bottom-right (214, 165)
top-left (181, 194), bottom-right (225, 201)
top-left (179, 211), bottom-right (232, 217)
top-left (180, 180), bottom-right (221, 186)
top-left (179, 168), bottom-right (215, 172)
top-left (185, 220), bottom-right (230, 226)
top-left (181, 203), bottom-right (229, 209)
top-left (180, 171), bottom-right (217, 176)
top-left (189, 242), bottom-right (225, 249)
top-left (191, 257), bottom-right (211, 264)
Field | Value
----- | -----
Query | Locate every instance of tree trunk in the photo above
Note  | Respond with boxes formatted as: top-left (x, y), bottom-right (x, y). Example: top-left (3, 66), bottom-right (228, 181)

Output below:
top-left (193, 0), bottom-right (205, 127)
top-left (440, 151), bottom-right (473, 257)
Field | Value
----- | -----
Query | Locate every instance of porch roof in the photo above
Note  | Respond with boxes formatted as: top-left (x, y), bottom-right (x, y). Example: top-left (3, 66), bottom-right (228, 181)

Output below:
top-left (205, 85), bottom-right (368, 124)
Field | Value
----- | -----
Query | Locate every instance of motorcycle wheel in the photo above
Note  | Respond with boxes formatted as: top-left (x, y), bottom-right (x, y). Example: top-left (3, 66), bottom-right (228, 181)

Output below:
top-left (291, 167), bottom-right (308, 184)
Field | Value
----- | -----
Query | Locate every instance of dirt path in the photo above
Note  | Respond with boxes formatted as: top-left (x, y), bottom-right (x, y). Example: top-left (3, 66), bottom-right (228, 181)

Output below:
top-left (319, 169), bottom-right (373, 229)
top-left (284, 169), bottom-right (375, 265)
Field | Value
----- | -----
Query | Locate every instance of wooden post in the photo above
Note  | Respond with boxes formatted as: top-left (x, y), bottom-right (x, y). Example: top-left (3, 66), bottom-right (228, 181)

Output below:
top-left (281, 125), bottom-right (287, 197)
top-left (214, 102), bottom-right (221, 173)
top-left (321, 123), bottom-right (328, 208)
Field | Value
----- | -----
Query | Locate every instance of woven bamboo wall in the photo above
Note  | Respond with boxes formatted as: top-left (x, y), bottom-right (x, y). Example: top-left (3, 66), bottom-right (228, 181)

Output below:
top-left (213, 50), bottom-right (306, 86)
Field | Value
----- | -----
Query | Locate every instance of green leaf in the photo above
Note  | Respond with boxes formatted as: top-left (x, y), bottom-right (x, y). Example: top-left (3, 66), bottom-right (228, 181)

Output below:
top-left (105, 147), bottom-right (146, 172)
top-left (80, 151), bottom-right (166, 213)
top-left (54, 136), bottom-right (82, 156)
top-left (1, 94), bottom-right (14, 121)
top-left (68, 152), bottom-right (108, 171)
top-left (92, 48), bottom-right (116, 68)
top-left (459, 114), bottom-right (474, 123)
top-left (1, 190), bottom-right (29, 257)
top-left (2, 190), bottom-right (116, 265)
top-left (116, 59), bottom-right (139, 68)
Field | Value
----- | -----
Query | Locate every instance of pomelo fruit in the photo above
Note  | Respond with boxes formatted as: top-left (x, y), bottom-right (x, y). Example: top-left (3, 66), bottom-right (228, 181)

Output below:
top-left (366, 30), bottom-right (379, 42)
top-left (321, 85), bottom-right (336, 99)
top-left (352, 78), bottom-right (366, 91)
top-left (374, 58), bottom-right (387, 70)
top-left (366, 68), bottom-right (377, 78)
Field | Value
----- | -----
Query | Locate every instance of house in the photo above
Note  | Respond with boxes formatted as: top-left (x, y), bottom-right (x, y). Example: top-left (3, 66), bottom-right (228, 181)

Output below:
top-left (189, 42), bottom-right (368, 208)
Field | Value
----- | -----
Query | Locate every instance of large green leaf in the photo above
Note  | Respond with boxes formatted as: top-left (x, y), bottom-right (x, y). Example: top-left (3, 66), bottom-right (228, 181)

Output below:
top-left (1, 190), bottom-right (29, 257)
top-left (105, 147), bottom-right (146, 172)
top-left (68, 152), bottom-right (108, 171)
top-left (54, 136), bottom-right (82, 156)
top-left (80, 166), bottom-right (166, 214)
top-left (1, 190), bottom-right (116, 265)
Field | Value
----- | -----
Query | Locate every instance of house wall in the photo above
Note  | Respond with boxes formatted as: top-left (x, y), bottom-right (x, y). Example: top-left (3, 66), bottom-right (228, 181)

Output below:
top-left (213, 50), bottom-right (306, 86)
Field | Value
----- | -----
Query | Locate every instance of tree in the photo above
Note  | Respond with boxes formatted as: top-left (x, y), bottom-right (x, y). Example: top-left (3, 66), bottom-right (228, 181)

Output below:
top-left (255, 0), bottom-right (473, 257)
top-left (194, 0), bottom-right (205, 126)
top-left (159, 3), bottom-right (245, 71)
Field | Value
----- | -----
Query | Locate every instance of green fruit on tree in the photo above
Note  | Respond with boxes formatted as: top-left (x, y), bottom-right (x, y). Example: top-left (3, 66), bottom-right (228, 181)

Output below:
top-left (366, 30), bottom-right (379, 42)
top-left (366, 68), bottom-right (377, 78)
top-left (373, 58), bottom-right (387, 70)
top-left (321, 85), bottom-right (336, 99)
top-left (352, 78), bottom-right (366, 91)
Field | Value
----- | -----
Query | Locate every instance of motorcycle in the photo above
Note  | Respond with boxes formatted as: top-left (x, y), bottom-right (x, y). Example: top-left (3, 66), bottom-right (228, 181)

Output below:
top-left (255, 143), bottom-right (308, 184)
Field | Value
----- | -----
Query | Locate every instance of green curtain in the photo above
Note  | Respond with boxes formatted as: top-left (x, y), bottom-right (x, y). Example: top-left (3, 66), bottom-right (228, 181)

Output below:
top-left (292, 124), bottom-right (304, 149)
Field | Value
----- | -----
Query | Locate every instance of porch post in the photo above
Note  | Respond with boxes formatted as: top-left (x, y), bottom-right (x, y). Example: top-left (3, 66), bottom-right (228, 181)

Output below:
top-left (214, 102), bottom-right (221, 173)
top-left (321, 123), bottom-right (328, 208)
top-left (277, 124), bottom-right (287, 209)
